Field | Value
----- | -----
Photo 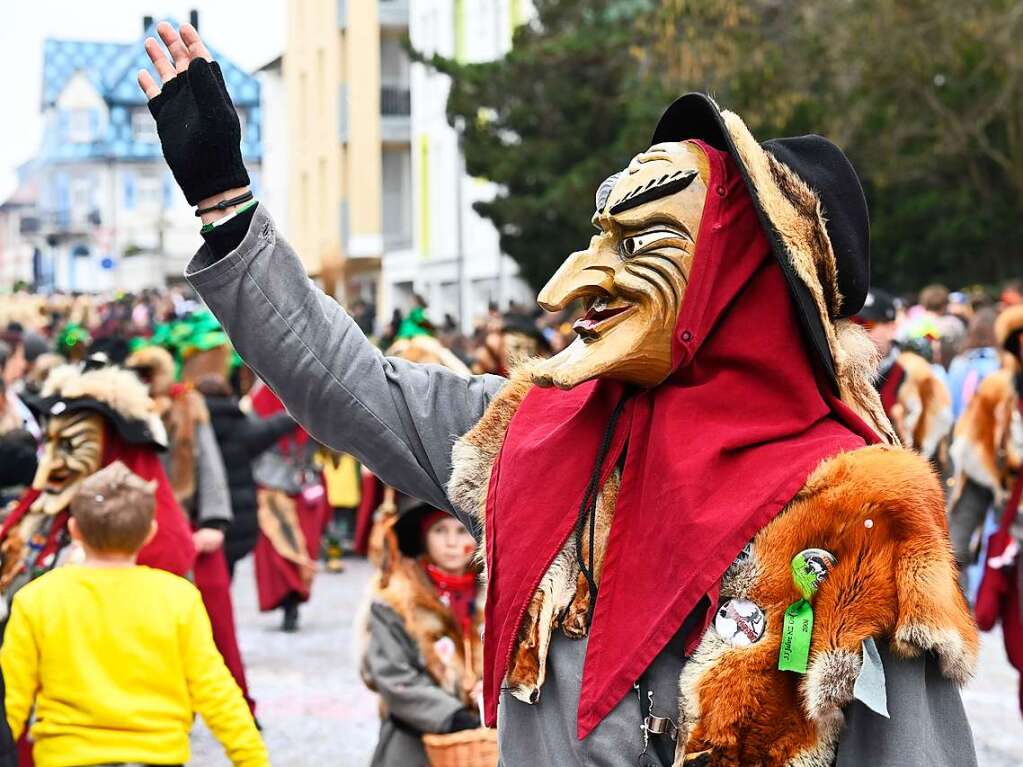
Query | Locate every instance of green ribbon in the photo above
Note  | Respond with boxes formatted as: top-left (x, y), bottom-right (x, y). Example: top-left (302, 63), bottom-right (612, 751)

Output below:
top-left (778, 598), bottom-right (814, 673)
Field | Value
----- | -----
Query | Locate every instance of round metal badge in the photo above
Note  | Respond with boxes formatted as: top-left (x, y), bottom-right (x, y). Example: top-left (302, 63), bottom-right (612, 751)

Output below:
top-left (714, 598), bottom-right (766, 647)
top-left (791, 548), bottom-right (838, 600)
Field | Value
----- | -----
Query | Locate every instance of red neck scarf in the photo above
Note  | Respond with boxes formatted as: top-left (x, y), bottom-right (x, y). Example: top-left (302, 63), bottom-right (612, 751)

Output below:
top-left (425, 561), bottom-right (478, 633)
top-left (482, 144), bottom-right (879, 736)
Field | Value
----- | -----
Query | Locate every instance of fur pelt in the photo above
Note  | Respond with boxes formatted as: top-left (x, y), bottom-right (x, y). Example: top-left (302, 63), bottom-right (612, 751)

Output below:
top-left (42, 364), bottom-right (155, 423)
top-left (674, 445), bottom-right (977, 766)
top-left (720, 111), bottom-right (897, 446)
top-left (950, 368), bottom-right (1022, 502)
top-left (994, 304), bottom-right (1023, 349)
top-left (449, 371), bottom-right (976, 764)
top-left (161, 386), bottom-right (209, 505)
top-left (891, 351), bottom-right (953, 462)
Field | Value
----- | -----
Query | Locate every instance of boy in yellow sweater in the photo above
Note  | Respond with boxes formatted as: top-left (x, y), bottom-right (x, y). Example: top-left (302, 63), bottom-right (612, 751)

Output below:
top-left (0, 461), bottom-right (268, 767)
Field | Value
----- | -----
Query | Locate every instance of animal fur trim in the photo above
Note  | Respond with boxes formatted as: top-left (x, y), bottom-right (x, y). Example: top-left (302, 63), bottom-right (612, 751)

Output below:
top-left (995, 304), bottom-right (1023, 349)
top-left (674, 446), bottom-right (977, 766)
top-left (42, 364), bottom-right (155, 424)
top-left (891, 351), bottom-right (953, 461)
top-left (721, 111), bottom-right (897, 445)
top-left (950, 369), bottom-right (1021, 501)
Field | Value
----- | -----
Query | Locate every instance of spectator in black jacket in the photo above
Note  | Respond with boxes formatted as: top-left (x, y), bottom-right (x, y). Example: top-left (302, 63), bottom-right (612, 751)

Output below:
top-left (196, 375), bottom-right (297, 576)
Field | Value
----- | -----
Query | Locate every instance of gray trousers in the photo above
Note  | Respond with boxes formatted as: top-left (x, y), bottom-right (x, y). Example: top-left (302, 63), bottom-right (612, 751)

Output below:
top-left (948, 477), bottom-right (994, 591)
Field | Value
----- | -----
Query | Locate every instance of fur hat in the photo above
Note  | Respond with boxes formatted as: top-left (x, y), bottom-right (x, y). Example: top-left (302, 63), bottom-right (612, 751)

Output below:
top-left (652, 93), bottom-right (869, 395)
top-left (37, 364), bottom-right (167, 449)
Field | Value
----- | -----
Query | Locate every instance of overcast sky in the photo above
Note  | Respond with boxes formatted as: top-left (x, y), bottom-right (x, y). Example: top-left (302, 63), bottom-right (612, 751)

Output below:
top-left (0, 0), bottom-right (286, 199)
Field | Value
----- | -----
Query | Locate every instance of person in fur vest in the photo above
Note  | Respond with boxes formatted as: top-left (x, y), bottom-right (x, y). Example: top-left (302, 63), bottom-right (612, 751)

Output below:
top-left (949, 305), bottom-right (1023, 592)
top-left (360, 498), bottom-right (484, 767)
top-left (971, 304), bottom-right (1023, 717)
top-left (854, 288), bottom-right (954, 468)
top-left (141, 24), bottom-right (977, 767)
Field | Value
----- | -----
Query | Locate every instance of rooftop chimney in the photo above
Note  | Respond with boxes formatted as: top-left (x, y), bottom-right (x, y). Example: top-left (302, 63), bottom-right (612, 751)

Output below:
top-left (189, 9), bottom-right (199, 31)
top-left (143, 15), bottom-right (153, 32)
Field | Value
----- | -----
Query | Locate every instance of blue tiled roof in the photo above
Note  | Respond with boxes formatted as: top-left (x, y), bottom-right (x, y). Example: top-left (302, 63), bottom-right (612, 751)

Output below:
top-left (39, 20), bottom-right (261, 164)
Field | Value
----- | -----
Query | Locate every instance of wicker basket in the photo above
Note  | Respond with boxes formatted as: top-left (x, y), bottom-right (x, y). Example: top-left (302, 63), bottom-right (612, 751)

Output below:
top-left (422, 727), bottom-right (498, 767)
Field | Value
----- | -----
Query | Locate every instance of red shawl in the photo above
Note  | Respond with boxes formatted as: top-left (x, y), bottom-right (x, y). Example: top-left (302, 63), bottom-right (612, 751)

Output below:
top-left (482, 144), bottom-right (879, 735)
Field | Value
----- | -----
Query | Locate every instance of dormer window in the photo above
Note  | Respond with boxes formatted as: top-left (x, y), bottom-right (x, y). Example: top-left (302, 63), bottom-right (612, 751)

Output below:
top-left (68, 109), bottom-right (94, 143)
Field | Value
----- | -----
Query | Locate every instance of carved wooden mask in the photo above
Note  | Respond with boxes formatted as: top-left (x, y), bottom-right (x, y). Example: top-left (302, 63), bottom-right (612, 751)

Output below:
top-left (31, 412), bottom-right (106, 516)
top-left (532, 141), bottom-right (709, 389)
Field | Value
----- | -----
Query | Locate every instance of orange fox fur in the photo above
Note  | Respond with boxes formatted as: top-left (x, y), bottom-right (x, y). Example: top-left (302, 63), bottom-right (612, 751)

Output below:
top-left (950, 369), bottom-right (1021, 502)
top-left (676, 445), bottom-right (977, 766)
top-left (891, 351), bottom-right (952, 462)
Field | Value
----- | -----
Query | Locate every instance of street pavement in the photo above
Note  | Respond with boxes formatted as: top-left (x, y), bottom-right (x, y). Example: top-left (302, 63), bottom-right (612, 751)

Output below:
top-left (192, 556), bottom-right (1023, 766)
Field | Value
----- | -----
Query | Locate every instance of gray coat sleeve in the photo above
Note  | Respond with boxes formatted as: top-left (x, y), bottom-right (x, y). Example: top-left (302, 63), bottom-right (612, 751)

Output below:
top-left (836, 643), bottom-right (977, 767)
top-left (184, 205), bottom-right (506, 521)
top-left (195, 421), bottom-right (233, 526)
top-left (364, 602), bottom-right (465, 734)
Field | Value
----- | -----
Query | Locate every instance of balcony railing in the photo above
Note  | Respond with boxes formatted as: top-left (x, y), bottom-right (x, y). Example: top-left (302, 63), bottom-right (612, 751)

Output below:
top-left (381, 87), bottom-right (411, 116)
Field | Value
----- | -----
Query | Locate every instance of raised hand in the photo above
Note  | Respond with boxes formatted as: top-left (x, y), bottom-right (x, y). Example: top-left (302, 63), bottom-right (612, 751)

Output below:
top-left (137, 22), bottom-right (250, 209)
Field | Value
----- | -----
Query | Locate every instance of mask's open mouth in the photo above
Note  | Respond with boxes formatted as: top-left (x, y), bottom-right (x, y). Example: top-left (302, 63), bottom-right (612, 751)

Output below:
top-left (573, 298), bottom-right (635, 340)
top-left (43, 469), bottom-right (73, 494)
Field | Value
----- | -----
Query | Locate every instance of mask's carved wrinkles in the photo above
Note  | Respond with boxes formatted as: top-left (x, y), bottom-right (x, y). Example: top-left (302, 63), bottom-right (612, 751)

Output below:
top-left (30, 412), bottom-right (106, 516)
top-left (534, 141), bottom-right (709, 389)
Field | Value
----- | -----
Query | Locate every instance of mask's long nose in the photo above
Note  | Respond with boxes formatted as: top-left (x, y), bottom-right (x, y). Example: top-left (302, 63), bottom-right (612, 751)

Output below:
top-left (537, 238), bottom-right (617, 312)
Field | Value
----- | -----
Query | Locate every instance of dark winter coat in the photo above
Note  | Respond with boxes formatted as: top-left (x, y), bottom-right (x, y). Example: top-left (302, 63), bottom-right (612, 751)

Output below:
top-left (203, 394), bottom-right (296, 569)
top-left (0, 429), bottom-right (37, 509)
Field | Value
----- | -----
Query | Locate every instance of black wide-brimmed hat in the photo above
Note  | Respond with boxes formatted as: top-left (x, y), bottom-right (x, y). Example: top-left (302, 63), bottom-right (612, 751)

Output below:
top-left (651, 93), bottom-right (870, 395)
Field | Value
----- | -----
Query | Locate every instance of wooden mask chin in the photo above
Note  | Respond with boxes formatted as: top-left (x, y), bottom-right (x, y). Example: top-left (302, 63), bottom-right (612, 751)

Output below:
top-left (532, 141), bottom-right (710, 389)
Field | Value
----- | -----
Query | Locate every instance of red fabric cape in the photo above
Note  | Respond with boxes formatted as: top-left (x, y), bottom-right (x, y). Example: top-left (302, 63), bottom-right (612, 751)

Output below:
top-left (482, 144), bottom-right (880, 735)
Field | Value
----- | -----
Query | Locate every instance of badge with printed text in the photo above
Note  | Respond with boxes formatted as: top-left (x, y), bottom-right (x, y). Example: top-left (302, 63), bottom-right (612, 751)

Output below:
top-left (714, 598), bottom-right (766, 647)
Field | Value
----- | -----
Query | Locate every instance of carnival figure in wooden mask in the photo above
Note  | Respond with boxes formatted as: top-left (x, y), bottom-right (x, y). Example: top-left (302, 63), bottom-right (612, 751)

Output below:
top-left (140, 20), bottom-right (981, 764)
top-left (534, 141), bottom-right (708, 389)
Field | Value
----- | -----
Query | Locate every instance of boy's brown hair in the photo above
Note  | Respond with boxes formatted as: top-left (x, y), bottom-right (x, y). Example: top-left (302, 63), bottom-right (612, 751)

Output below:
top-left (70, 461), bottom-right (156, 553)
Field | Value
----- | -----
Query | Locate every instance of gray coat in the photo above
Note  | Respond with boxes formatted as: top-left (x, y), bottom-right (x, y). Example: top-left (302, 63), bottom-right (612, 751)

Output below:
top-left (185, 205), bottom-right (977, 767)
top-left (363, 603), bottom-right (465, 767)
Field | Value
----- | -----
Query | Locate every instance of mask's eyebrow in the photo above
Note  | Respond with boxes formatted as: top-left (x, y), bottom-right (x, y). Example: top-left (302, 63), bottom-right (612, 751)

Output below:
top-left (608, 169), bottom-right (698, 215)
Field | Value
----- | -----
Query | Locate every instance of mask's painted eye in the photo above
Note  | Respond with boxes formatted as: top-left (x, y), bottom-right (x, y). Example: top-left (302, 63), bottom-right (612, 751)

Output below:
top-left (620, 229), bottom-right (682, 258)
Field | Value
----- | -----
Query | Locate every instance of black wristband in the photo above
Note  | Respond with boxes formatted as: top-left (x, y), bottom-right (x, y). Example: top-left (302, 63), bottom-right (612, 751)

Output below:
top-left (195, 191), bottom-right (253, 217)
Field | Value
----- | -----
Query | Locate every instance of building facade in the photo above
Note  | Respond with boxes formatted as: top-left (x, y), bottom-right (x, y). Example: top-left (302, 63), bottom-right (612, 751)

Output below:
top-left (286, 0), bottom-right (532, 332)
top-left (1, 15), bottom-right (261, 293)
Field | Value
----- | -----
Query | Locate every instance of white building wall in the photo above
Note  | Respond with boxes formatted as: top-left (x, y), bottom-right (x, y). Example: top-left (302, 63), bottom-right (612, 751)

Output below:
top-left (257, 61), bottom-right (289, 230)
top-left (384, 0), bottom-right (533, 333)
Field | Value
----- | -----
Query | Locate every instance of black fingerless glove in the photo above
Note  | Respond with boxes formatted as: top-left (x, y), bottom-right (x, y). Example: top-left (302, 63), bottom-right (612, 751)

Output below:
top-left (148, 58), bottom-right (249, 206)
top-left (446, 708), bottom-right (481, 733)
